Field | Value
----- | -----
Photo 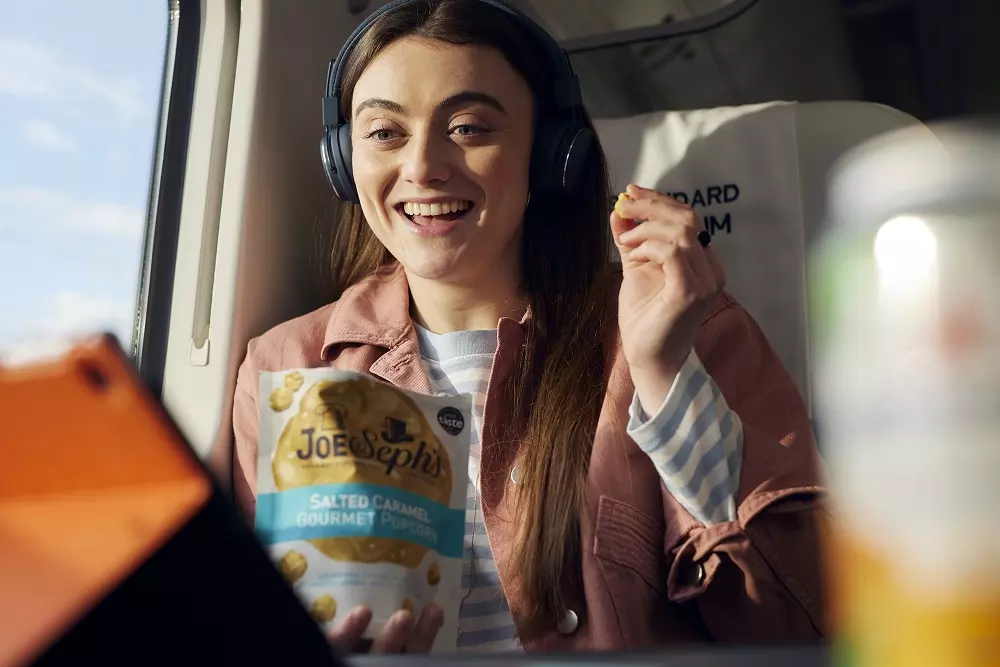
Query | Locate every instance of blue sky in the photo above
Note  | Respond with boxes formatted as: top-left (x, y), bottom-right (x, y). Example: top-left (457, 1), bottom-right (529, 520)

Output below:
top-left (0, 1), bottom-right (167, 362)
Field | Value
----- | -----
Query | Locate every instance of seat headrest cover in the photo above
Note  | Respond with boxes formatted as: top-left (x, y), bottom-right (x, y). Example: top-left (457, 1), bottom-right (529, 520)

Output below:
top-left (595, 102), bottom-right (810, 402)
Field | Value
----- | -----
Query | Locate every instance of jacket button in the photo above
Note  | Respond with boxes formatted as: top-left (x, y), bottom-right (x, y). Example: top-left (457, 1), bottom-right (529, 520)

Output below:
top-left (689, 562), bottom-right (705, 587)
top-left (510, 465), bottom-right (521, 484)
top-left (556, 609), bottom-right (578, 635)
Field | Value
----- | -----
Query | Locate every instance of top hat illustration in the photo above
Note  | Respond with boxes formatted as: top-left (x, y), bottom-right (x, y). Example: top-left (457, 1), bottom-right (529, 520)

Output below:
top-left (381, 416), bottom-right (414, 444)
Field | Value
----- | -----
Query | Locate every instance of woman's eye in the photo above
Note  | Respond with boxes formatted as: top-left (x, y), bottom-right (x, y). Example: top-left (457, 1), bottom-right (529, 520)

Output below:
top-left (366, 128), bottom-right (398, 141)
top-left (450, 124), bottom-right (485, 137)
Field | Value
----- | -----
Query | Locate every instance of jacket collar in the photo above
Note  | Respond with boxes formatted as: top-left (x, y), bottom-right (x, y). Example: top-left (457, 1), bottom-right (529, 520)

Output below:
top-left (322, 263), bottom-right (414, 356)
top-left (323, 262), bottom-right (535, 353)
top-left (321, 263), bottom-right (531, 393)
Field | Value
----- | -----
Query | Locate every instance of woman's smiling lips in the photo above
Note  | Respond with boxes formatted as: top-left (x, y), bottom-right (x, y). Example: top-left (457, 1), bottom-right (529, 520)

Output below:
top-left (394, 198), bottom-right (475, 238)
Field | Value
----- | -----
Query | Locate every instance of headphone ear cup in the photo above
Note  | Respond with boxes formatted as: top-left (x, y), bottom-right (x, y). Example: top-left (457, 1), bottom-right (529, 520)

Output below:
top-left (321, 123), bottom-right (359, 203)
top-left (334, 123), bottom-right (359, 204)
top-left (321, 130), bottom-right (343, 200)
top-left (529, 118), bottom-right (594, 197)
top-left (559, 124), bottom-right (594, 195)
top-left (529, 117), bottom-right (563, 196)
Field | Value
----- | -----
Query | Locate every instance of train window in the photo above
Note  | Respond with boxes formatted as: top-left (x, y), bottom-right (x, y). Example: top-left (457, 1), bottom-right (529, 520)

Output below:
top-left (0, 1), bottom-right (171, 364)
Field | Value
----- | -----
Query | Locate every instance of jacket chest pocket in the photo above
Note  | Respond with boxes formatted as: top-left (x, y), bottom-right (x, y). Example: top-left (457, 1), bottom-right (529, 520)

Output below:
top-left (592, 496), bottom-right (667, 645)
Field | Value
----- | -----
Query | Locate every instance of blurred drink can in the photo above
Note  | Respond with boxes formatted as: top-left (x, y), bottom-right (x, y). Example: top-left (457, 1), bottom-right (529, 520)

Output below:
top-left (810, 120), bottom-right (1000, 667)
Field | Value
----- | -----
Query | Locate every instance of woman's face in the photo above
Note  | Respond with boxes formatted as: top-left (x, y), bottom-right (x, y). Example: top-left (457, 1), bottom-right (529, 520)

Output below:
top-left (350, 37), bottom-right (534, 285)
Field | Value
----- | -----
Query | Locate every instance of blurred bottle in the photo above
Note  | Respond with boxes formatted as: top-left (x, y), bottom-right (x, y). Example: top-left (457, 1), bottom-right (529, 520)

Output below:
top-left (811, 119), bottom-right (1000, 667)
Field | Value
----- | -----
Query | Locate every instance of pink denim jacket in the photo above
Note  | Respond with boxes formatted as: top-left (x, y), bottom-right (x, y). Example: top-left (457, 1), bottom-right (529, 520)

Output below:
top-left (232, 263), bottom-right (828, 651)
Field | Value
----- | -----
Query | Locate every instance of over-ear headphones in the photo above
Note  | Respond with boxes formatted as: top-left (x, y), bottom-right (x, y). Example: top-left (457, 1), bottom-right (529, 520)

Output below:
top-left (320, 0), bottom-right (595, 204)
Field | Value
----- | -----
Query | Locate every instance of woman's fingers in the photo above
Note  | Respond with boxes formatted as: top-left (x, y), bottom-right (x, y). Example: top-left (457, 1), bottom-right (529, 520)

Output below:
top-left (625, 183), bottom-right (688, 208)
top-left (370, 609), bottom-right (415, 653)
top-left (616, 198), bottom-right (697, 232)
top-left (628, 238), bottom-right (687, 270)
top-left (325, 604), bottom-right (442, 655)
top-left (630, 238), bottom-right (723, 299)
top-left (627, 240), bottom-right (699, 297)
top-left (612, 185), bottom-right (726, 294)
top-left (327, 606), bottom-right (373, 653)
top-left (610, 208), bottom-right (639, 241)
top-left (617, 213), bottom-right (699, 248)
top-left (610, 210), bottom-right (642, 266)
top-left (404, 603), bottom-right (445, 653)
top-left (616, 203), bottom-right (718, 292)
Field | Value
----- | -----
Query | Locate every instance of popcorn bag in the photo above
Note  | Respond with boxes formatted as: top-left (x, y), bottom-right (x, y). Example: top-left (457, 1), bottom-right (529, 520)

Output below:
top-left (256, 369), bottom-right (471, 653)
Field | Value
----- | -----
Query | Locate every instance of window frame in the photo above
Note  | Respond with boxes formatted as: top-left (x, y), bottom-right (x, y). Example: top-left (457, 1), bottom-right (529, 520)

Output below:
top-left (133, 0), bottom-right (202, 397)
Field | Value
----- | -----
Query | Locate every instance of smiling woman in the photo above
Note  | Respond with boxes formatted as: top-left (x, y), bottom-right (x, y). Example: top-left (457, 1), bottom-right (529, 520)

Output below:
top-left (232, 0), bottom-right (826, 657)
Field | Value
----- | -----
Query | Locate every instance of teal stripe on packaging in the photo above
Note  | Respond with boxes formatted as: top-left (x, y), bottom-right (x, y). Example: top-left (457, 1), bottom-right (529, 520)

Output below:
top-left (256, 482), bottom-right (464, 558)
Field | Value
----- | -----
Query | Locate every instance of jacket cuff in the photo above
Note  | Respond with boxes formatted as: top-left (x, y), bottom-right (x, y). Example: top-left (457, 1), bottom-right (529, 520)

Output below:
top-left (666, 521), bottom-right (745, 602)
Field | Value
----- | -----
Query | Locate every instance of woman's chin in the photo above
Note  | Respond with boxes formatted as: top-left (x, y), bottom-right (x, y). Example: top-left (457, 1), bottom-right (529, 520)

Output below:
top-left (397, 254), bottom-right (468, 283)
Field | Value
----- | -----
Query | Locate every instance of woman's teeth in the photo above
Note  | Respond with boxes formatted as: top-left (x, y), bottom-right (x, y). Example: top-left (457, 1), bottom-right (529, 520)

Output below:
top-left (401, 201), bottom-right (471, 217)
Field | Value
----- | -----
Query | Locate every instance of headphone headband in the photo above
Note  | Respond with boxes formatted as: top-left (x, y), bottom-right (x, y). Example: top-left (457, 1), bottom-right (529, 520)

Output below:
top-left (323, 0), bottom-right (582, 128)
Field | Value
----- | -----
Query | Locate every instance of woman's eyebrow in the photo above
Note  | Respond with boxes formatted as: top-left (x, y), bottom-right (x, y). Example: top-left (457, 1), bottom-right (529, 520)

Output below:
top-left (354, 97), bottom-right (406, 119)
top-left (354, 91), bottom-right (507, 121)
top-left (437, 90), bottom-right (506, 114)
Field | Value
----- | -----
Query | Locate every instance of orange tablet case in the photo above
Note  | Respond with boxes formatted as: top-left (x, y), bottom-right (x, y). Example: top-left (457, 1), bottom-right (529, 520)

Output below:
top-left (0, 335), bottom-right (341, 666)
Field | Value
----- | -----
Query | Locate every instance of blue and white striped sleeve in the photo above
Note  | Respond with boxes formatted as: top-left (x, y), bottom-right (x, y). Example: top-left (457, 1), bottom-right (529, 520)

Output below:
top-left (626, 349), bottom-right (744, 526)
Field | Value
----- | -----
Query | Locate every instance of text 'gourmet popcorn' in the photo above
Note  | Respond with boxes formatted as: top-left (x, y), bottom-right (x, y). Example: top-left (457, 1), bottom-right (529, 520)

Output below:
top-left (256, 369), bottom-right (471, 653)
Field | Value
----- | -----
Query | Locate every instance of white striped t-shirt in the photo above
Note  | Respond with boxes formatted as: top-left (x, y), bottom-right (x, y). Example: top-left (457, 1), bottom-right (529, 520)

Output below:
top-left (414, 325), bottom-right (519, 652)
top-left (414, 325), bottom-right (744, 652)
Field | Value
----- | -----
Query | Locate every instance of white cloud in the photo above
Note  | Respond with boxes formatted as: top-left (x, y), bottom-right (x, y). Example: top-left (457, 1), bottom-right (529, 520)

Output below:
top-left (66, 202), bottom-right (144, 236)
top-left (20, 119), bottom-right (77, 151)
top-left (0, 291), bottom-right (133, 365)
top-left (0, 40), bottom-right (58, 98)
top-left (0, 186), bottom-right (145, 240)
top-left (0, 38), bottom-right (147, 121)
top-left (0, 337), bottom-right (75, 366)
top-left (39, 291), bottom-right (133, 337)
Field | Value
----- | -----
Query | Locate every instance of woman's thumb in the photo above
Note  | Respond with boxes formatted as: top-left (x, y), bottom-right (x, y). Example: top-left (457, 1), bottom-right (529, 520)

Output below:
top-left (610, 209), bottom-right (638, 265)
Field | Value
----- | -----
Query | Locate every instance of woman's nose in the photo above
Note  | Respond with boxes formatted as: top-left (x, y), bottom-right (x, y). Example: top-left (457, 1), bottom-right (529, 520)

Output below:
top-left (399, 130), bottom-right (452, 186)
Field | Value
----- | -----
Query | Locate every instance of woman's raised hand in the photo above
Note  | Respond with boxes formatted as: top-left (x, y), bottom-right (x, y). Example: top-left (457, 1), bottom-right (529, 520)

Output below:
top-left (611, 184), bottom-right (727, 408)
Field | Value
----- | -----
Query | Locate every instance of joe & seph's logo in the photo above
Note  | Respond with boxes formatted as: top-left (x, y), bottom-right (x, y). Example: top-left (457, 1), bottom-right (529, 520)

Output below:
top-left (296, 407), bottom-right (444, 478)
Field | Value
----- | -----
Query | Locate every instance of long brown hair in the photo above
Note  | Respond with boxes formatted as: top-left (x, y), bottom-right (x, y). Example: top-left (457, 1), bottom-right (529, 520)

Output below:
top-left (330, 0), bottom-right (613, 633)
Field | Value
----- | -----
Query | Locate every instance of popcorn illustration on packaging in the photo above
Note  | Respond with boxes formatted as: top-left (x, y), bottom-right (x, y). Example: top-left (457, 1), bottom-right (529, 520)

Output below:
top-left (256, 369), bottom-right (471, 652)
